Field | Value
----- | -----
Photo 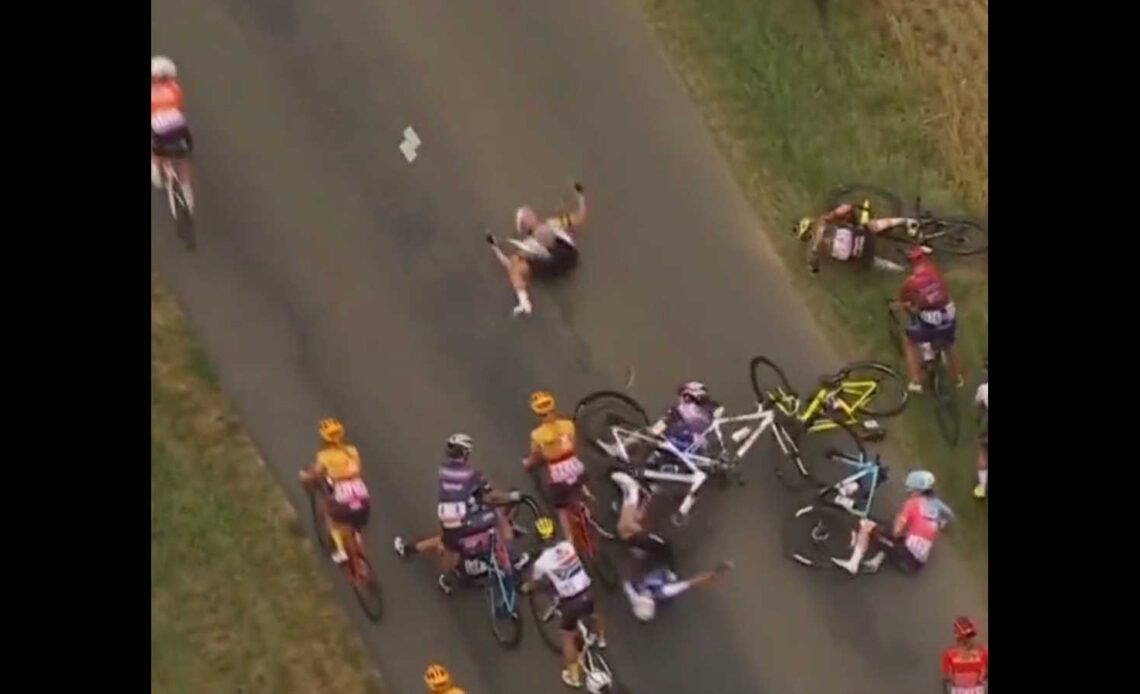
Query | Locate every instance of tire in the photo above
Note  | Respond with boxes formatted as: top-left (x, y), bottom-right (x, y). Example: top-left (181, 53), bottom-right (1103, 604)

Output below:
top-left (528, 590), bottom-right (564, 654)
top-left (351, 553), bottom-right (384, 622)
top-left (838, 361), bottom-right (909, 418)
top-left (885, 302), bottom-right (905, 358)
top-left (574, 391), bottom-right (650, 458)
top-left (783, 503), bottom-right (858, 569)
top-left (923, 217), bottom-right (987, 256)
top-left (487, 574), bottom-right (523, 648)
top-left (749, 356), bottom-right (798, 411)
top-left (930, 357), bottom-right (961, 447)
top-left (308, 491), bottom-right (333, 553)
top-left (171, 180), bottom-right (196, 251)
top-left (770, 419), bottom-right (813, 490)
top-left (505, 495), bottom-right (544, 562)
top-left (825, 184), bottom-right (904, 217)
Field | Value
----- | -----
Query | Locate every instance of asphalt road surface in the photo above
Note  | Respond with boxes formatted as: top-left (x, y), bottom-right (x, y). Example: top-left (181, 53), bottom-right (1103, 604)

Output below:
top-left (151, 1), bottom-right (987, 692)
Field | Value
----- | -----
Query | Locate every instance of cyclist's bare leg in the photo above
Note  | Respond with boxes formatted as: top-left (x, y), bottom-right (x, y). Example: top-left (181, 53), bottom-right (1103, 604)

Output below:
top-left (833, 518), bottom-right (876, 574)
top-left (487, 238), bottom-right (533, 315)
top-left (902, 337), bottom-right (924, 389)
top-left (174, 156), bottom-right (195, 207)
top-left (975, 443), bottom-right (988, 496)
top-left (557, 506), bottom-right (576, 544)
top-left (151, 152), bottom-right (163, 188)
top-left (561, 628), bottom-right (581, 679)
top-left (948, 344), bottom-right (965, 387)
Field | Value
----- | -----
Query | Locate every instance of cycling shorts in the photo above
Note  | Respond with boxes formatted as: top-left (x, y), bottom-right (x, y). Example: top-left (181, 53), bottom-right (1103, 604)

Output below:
top-left (548, 478), bottom-right (584, 510)
top-left (906, 314), bottom-right (956, 347)
top-left (530, 239), bottom-right (579, 279)
top-left (327, 499), bottom-right (370, 531)
top-left (559, 589), bottom-right (595, 632)
top-left (152, 125), bottom-right (193, 158)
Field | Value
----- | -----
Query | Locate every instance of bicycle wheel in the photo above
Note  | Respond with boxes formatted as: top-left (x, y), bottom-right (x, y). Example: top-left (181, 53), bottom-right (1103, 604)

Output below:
top-left (574, 391), bottom-right (649, 458)
top-left (923, 217), bottom-right (987, 256)
top-left (170, 179), bottom-right (197, 251)
top-left (770, 419), bottom-right (813, 490)
top-left (528, 590), bottom-right (564, 654)
top-left (783, 503), bottom-right (858, 569)
top-left (826, 184), bottom-right (904, 217)
top-left (785, 415), bottom-right (867, 488)
top-left (839, 361), bottom-right (909, 418)
top-left (505, 495), bottom-right (543, 561)
top-left (930, 357), bottom-right (961, 447)
top-left (486, 573), bottom-right (523, 648)
top-left (350, 551), bottom-right (384, 622)
top-left (885, 303), bottom-right (905, 358)
top-left (749, 356), bottom-right (799, 411)
top-left (308, 491), bottom-right (333, 553)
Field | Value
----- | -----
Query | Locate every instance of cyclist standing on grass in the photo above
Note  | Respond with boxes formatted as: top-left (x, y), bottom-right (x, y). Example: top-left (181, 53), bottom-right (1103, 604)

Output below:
top-left (297, 418), bottom-right (371, 565)
top-left (942, 617), bottom-right (988, 693)
top-left (974, 362), bottom-right (988, 499)
top-left (894, 247), bottom-right (966, 393)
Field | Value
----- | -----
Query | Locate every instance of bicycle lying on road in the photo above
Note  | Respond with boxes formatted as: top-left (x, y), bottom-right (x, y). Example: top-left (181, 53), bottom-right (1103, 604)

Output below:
top-left (528, 590), bottom-right (626, 693)
top-left (750, 356), bottom-right (908, 443)
top-left (305, 483), bottom-right (383, 622)
top-left (886, 301), bottom-right (961, 447)
top-left (827, 183), bottom-right (988, 257)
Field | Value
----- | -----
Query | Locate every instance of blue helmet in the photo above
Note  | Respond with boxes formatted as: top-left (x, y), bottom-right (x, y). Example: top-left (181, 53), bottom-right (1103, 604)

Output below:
top-left (905, 470), bottom-right (935, 492)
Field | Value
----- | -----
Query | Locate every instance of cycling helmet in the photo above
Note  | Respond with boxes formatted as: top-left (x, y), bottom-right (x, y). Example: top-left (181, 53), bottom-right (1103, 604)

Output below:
top-left (424, 664), bottom-right (452, 692)
top-left (905, 245), bottom-right (928, 263)
top-left (151, 55), bottom-right (178, 80)
top-left (515, 206), bottom-right (538, 234)
top-left (905, 218), bottom-right (921, 236)
top-left (318, 417), bottom-right (345, 444)
top-left (530, 390), bottom-right (556, 416)
top-left (445, 433), bottom-right (474, 459)
top-left (585, 670), bottom-right (613, 694)
top-left (953, 616), bottom-right (977, 641)
top-left (904, 470), bottom-right (936, 492)
top-left (679, 381), bottom-right (709, 402)
top-left (857, 199), bottom-right (872, 226)
top-left (793, 217), bottom-right (813, 240)
top-left (535, 516), bottom-right (557, 542)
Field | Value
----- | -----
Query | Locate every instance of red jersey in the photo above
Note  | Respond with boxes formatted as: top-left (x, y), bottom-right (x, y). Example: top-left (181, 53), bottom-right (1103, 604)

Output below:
top-left (900, 260), bottom-right (950, 311)
top-left (942, 644), bottom-right (988, 693)
top-left (151, 80), bottom-right (186, 134)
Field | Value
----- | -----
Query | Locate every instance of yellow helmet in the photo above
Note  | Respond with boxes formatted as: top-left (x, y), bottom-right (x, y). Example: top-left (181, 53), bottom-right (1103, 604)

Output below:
top-left (424, 664), bottom-right (452, 692)
top-left (857, 199), bottom-right (872, 226)
top-left (535, 516), bottom-right (557, 541)
top-left (319, 417), bottom-right (345, 444)
top-left (530, 391), bottom-right (556, 416)
top-left (793, 217), bottom-right (813, 240)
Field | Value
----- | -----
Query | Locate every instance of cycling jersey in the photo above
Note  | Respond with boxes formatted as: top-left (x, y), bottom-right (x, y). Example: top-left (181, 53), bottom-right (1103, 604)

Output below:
top-left (530, 419), bottom-right (585, 486)
top-left (532, 214), bottom-right (575, 251)
top-left (151, 80), bottom-right (185, 132)
top-left (830, 227), bottom-right (868, 261)
top-left (943, 645), bottom-right (988, 694)
top-left (901, 260), bottom-right (951, 311)
top-left (532, 540), bottom-right (592, 599)
top-left (657, 401), bottom-right (718, 450)
top-left (895, 496), bottom-right (954, 563)
top-left (436, 459), bottom-right (491, 530)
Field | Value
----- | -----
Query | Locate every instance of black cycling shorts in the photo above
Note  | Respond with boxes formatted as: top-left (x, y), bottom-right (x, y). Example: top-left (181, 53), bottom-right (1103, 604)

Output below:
top-left (559, 590), bottom-right (595, 632)
top-left (152, 126), bottom-right (193, 158)
top-left (531, 239), bottom-right (579, 279)
top-left (327, 500), bottom-right (370, 531)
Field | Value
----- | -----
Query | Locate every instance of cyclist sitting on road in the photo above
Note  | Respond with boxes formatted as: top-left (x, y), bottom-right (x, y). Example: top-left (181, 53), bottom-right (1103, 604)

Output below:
top-left (832, 470), bottom-right (954, 575)
top-left (298, 418), bottom-right (371, 565)
top-left (646, 382), bottom-right (721, 460)
top-left (522, 517), bottom-right (606, 690)
top-left (610, 470), bottom-right (732, 622)
top-left (523, 391), bottom-right (588, 542)
top-left (151, 56), bottom-right (195, 209)
top-left (424, 664), bottom-right (467, 694)
top-left (394, 433), bottom-right (528, 594)
top-left (893, 247), bottom-right (965, 393)
top-left (943, 617), bottom-right (988, 694)
top-left (794, 199), bottom-right (914, 274)
top-left (486, 181), bottom-right (588, 318)
top-left (974, 362), bottom-right (988, 499)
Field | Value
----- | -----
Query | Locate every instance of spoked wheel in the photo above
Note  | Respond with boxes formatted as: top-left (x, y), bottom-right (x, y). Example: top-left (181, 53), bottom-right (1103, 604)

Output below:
top-left (920, 217), bottom-right (987, 256)
top-left (837, 361), bottom-right (909, 418)
top-left (575, 391), bottom-right (650, 458)
top-left (505, 495), bottom-right (543, 562)
top-left (349, 548), bottom-right (384, 622)
top-left (528, 591), bottom-right (564, 654)
top-left (826, 184), bottom-right (904, 217)
top-left (166, 173), bottom-right (196, 251)
top-left (784, 503), bottom-right (859, 568)
top-left (749, 356), bottom-right (800, 414)
top-left (308, 491), bottom-right (333, 553)
top-left (580, 634), bottom-right (622, 693)
top-left (929, 356), bottom-right (961, 447)
top-left (486, 573), bottom-right (523, 648)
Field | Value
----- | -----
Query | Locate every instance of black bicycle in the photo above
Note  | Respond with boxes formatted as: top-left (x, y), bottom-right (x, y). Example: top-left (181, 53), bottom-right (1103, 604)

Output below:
top-left (886, 301), bottom-right (961, 446)
top-left (828, 184), bottom-right (987, 257)
top-left (158, 158), bottom-right (196, 251)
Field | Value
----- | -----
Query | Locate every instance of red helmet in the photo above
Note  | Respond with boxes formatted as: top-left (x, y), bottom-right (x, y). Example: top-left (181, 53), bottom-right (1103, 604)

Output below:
top-left (953, 616), bottom-right (977, 640)
top-left (906, 246), bottom-right (928, 264)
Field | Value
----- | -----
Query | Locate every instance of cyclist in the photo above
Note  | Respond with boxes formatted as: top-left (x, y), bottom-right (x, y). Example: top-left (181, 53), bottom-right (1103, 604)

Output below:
top-left (893, 248), bottom-right (965, 393)
top-left (942, 616), bottom-right (988, 694)
top-left (523, 391), bottom-right (587, 542)
top-left (646, 381), bottom-right (721, 461)
top-left (794, 199), bottom-right (913, 274)
top-left (424, 664), bottom-right (467, 694)
top-left (486, 181), bottom-right (588, 317)
top-left (394, 433), bottom-right (528, 594)
top-left (832, 469), bottom-right (955, 575)
top-left (151, 56), bottom-right (195, 209)
top-left (611, 470), bottom-right (732, 622)
top-left (522, 517), bottom-right (606, 690)
top-left (974, 361), bottom-right (988, 499)
top-left (297, 418), bottom-right (370, 565)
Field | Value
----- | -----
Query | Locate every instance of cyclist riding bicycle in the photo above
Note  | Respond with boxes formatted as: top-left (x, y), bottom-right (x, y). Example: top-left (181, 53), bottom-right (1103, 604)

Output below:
top-left (151, 56), bottom-right (195, 209)
top-left (974, 362), bottom-right (988, 499)
top-left (646, 381), bottom-right (721, 463)
top-left (894, 248), bottom-right (966, 393)
top-left (394, 433), bottom-right (528, 594)
top-left (424, 664), bottom-right (467, 694)
top-left (832, 469), bottom-right (955, 575)
top-left (523, 391), bottom-right (588, 541)
top-left (522, 517), bottom-right (607, 690)
top-left (297, 418), bottom-right (371, 565)
top-left (794, 199), bottom-right (914, 274)
top-left (611, 470), bottom-right (732, 622)
top-left (943, 616), bottom-right (988, 694)
top-left (486, 181), bottom-right (588, 317)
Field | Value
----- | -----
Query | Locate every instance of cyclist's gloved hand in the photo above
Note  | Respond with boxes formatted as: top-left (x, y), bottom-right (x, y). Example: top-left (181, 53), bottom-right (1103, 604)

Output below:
top-left (572, 180), bottom-right (584, 194)
top-left (508, 489), bottom-right (522, 502)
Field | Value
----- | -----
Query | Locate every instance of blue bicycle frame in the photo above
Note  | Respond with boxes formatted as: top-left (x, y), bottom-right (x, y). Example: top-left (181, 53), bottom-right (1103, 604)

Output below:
top-left (822, 450), bottom-right (886, 519)
top-left (482, 529), bottom-right (519, 619)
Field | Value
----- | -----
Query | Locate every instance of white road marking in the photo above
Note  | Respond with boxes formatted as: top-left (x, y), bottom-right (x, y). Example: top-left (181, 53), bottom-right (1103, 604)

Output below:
top-left (400, 126), bottom-right (421, 163)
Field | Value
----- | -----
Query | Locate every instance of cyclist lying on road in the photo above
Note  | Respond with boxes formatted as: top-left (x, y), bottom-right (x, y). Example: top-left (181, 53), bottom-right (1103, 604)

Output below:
top-left (644, 381), bottom-right (721, 462)
top-left (521, 517), bottom-right (607, 690)
top-left (611, 470), bottom-right (732, 622)
top-left (523, 391), bottom-right (589, 543)
top-left (393, 433), bottom-right (528, 593)
top-left (832, 469), bottom-right (954, 575)
top-left (794, 199), bottom-right (914, 274)
top-left (486, 181), bottom-right (588, 318)
top-left (298, 418), bottom-right (371, 565)
top-left (893, 248), bottom-right (966, 393)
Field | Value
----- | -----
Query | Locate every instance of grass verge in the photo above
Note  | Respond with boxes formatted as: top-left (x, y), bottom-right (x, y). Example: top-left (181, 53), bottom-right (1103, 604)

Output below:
top-left (152, 274), bottom-right (381, 694)
top-left (641, 0), bottom-right (988, 573)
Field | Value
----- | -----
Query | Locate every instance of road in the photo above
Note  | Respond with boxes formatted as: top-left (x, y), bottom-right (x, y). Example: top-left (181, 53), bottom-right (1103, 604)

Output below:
top-left (151, 1), bottom-right (987, 692)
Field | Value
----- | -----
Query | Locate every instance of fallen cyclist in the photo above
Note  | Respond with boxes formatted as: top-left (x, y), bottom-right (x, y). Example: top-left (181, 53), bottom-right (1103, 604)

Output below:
top-left (793, 198), bottom-right (915, 274)
top-left (486, 180), bottom-right (588, 317)
top-left (611, 470), bottom-right (732, 621)
top-left (643, 381), bottom-right (721, 464)
top-left (832, 469), bottom-right (954, 575)
top-left (393, 433), bottom-right (529, 593)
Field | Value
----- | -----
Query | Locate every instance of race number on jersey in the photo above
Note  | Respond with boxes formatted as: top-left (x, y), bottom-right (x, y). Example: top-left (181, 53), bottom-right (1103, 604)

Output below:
top-left (332, 478), bottom-right (369, 509)
top-left (437, 501), bottom-right (467, 529)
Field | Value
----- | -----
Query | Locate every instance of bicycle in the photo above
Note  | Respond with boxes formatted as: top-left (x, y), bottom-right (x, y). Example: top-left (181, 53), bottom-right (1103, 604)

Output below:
top-left (526, 465), bottom-right (621, 590)
top-left (784, 449), bottom-right (893, 570)
top-left (528, 591), bottom-right (626, 693)
top-left (158, 158), bottom-right (196, 251)
top-left (827, 184), bottom-right (987, 257)
top-left (750, 356), bottom-right (908, 443)
top-left (306, 484), bottom-right (383, 622)
top-left (886, 301), bottom-right (961, 446)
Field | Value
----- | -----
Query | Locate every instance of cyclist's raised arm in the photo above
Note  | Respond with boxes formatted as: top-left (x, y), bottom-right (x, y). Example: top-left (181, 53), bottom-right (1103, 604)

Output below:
top-left (567, 181), bottom-right (587, 228)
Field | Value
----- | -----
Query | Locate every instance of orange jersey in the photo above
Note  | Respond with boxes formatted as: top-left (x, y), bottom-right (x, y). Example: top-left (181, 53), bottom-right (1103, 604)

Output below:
top-left (151, 80), bottom-right (187, 133)
top-left (943, 645), bottom-right (988, 693)
top-left (530, 418), bottom-right (576, 463)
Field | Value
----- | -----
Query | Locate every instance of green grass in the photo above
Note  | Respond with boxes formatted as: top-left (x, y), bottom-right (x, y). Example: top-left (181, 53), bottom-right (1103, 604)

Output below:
top-left (151, 275), bottom-right (382, 694)
top-left (641, 0), bottom-right (988, 570)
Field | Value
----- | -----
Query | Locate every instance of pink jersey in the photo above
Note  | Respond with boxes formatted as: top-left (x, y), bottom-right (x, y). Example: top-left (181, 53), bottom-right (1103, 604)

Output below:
top-left (896, 496), bottom-right (945, 563)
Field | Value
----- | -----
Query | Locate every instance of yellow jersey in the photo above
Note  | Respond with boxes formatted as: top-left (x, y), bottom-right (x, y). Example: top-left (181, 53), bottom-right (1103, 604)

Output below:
top-left (316, 444), bottom-right (363, 480)
top-left (530, 418), bottom-right (577, 463)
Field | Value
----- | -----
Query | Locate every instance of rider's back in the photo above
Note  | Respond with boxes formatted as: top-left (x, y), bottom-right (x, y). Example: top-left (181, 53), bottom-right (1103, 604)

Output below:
top-left (317, 444), bottom-right (362, 480)
top-left (531, 418), bottom-right (576, 462)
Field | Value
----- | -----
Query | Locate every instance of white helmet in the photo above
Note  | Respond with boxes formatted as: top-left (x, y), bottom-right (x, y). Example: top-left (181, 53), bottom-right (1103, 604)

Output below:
top-left (152, 56), bottom-right (178, 80)
top-left (515, 206), bottom-right (538, 234)
top-left (585, 670), bottom-right (613, 694)
top-left (905, 470), bottom-right (935, 492)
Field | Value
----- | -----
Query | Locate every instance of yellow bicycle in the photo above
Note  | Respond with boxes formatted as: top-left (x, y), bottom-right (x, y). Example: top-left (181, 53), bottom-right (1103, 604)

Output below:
top-left (749, 356), bottom-right (909, 442)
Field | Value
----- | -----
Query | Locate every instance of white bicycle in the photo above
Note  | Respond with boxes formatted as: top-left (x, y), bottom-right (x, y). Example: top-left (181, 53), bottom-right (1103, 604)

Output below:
top-left (157, 157), bottom-right (195, 250)
top-left (527, 590), bottom-right (625, 693)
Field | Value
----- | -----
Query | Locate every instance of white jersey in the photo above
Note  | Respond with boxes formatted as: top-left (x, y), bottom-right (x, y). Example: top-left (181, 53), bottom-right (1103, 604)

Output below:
top-left (532, 540), bottom-right (592, 599)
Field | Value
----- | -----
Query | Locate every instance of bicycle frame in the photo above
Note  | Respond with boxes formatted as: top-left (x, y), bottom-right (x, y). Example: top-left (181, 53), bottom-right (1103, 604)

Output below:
top-left (797, 381), bottom-right (878, 429)
top-left (818, 450), bottom-right (883, 519)
top-left (161, 160), bottom-right (187, 220)
top-left (483, 529), bottom-right (518, 616)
